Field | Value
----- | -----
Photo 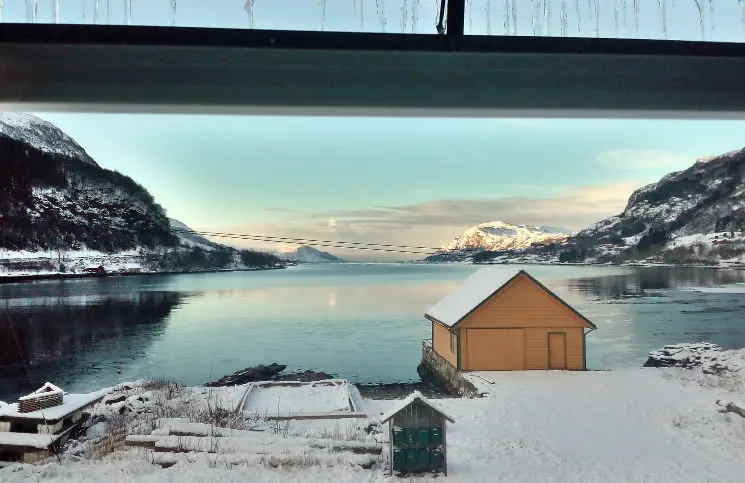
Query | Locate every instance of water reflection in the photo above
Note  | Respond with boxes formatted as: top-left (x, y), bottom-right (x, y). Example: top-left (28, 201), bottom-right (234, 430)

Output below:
top-left (566, 267), bottom-right (745, 301)
top-left (0, 290), bottom-right (185, 399)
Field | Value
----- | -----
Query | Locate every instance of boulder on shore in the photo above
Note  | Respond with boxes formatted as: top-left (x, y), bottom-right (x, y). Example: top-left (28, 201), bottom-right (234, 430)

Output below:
top-left (643, 343), bottom-right (736, 374)
top-left (205, 364), bottom-right (337, 387)
top-left (205, 363), bottom-right (287, 387)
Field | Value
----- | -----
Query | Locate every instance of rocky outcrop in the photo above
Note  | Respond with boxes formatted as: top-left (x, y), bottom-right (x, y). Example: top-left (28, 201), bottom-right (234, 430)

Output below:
top-left (643, 343), bottom-right (738, 374)
top-left (419, 341), bottom-right (481, 398)
top-left (205, 363), bottom-right (287, 387)
top-left (206, 365), bottom-right (339, 387)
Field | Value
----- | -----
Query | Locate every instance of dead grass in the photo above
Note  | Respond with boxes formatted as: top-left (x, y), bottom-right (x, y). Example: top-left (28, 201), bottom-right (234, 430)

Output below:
top-left (142, 378), bottom-right (184, 399)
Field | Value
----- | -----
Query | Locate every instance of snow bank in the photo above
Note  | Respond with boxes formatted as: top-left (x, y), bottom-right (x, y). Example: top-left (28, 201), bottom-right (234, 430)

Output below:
top-left (4, 369), bottom-right (745, 482)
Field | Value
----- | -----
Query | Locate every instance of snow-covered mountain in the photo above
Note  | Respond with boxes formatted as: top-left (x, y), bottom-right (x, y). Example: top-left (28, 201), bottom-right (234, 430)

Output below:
top-left (560, 147), bottom-right (745, 264)
top-left (278, 246), bottom-right (345, 263)
top-left (0, 113), bottom-right (97, 165)
top-left (441, 221), bottom-right (572, 251)
top-left (0, 113), bottom-right (176, 252)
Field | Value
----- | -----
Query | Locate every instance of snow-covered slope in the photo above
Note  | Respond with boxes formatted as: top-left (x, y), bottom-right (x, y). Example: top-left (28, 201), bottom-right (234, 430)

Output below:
top-left (169, 219), bottom-right (225, 251)
top-left (0, 113), bottom-right (97, 165)
top-left (278, 246), bottom-right (345, 263)
top-left (442, 221), bottom-right (572, 251)
top-left (563, 147), bottom-right (745, 263)
top-left (0, 113), bottom-right (175, 252)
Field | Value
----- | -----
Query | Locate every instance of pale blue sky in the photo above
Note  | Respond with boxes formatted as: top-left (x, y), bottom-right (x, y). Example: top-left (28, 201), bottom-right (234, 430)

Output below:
top-left (6, 0), bottom-right (745, 259)
top-left (32, 112), bottom-right (745, 257)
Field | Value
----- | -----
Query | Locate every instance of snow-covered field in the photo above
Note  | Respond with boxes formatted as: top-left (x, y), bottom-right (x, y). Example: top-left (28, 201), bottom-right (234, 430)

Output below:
top-left (2, 357), bottom-right (744, 483)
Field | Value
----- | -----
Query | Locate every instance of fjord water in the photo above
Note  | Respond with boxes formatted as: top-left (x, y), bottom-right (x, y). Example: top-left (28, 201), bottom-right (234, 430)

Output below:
top-left (2, 263), bottom-right (745, 399)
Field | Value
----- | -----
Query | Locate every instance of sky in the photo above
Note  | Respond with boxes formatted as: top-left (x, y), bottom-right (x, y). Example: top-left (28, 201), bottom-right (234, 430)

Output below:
top-left (4, 0), bottom-right (745, 261)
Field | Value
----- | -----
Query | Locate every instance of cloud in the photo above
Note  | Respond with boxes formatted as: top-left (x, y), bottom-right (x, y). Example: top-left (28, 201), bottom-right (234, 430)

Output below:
top-left (213, 180), bottom-right (641, 262)
top-left (597, 149), bottom-right (692, 171)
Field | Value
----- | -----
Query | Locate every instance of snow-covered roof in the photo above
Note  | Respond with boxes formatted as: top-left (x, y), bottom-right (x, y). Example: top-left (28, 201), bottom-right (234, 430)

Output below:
top-left (0, 431), bottom-right (65, 449)
top-left (1, 389), bottom-right (109, 422)
top-left (425, 268), bottom-right (523, 327)
top-left (18, 382), bottom-right (63, 401)
top-left (425, 268), bottom-right (596, 329)
top-left (379, 391), bottom-right (455, 425)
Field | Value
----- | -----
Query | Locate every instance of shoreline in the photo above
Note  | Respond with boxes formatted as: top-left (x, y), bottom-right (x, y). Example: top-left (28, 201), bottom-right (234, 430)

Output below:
top-left (0, 265), bottom-right (286, 285)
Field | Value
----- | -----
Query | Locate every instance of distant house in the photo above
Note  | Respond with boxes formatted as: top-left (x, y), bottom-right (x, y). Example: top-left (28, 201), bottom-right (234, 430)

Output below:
top-left (425, 269), bottom-right (597, 371)
top-left (0, 383), bottom-right (107, 463)
top-left (82, 265), bottom-right (105, 274)
top-left (123, 263), bottom-right (141, 274)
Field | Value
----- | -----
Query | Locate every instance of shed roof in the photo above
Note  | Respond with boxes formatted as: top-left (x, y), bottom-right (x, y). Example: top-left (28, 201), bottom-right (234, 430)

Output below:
top-left (19, 382), bottom-right (63, 401)
top-left (425, 268), bottom-right (597, 330)
top-left (379, 391), bottom-right (455, 425)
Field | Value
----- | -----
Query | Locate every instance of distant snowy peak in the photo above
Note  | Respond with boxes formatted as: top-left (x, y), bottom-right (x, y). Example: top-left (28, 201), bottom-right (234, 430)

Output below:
top-left (278, 245), bottom-right (345, 263)
top-left (442, 221), bottom-right (572, 251)
top-left (0, 113), bottom-right (97, 166)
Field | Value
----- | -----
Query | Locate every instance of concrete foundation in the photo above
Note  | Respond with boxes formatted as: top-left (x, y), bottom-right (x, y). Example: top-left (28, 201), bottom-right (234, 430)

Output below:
top-left (420, 340), bottom-right (481, 398)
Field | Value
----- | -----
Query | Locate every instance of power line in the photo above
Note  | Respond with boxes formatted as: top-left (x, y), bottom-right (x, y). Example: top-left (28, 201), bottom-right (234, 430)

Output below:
top-left (171, 228), bottom-right (454, 255)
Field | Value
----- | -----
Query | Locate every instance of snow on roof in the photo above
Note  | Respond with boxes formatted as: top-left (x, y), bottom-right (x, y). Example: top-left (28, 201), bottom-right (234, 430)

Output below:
top-left (379, 391), bottom-right (455, 424)
top-left (1, 389), bottom-right (109, 422)
top-left (18, 382), bottom-right (63, 401)
top-left (426, 267), bottom-right (522, 327)
top-left (0, 431), bottom-right (65, 449)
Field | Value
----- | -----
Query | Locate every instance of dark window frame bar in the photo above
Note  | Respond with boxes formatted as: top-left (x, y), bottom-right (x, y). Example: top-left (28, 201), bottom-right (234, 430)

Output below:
top-left (0, 3), bottom-right (744, 117)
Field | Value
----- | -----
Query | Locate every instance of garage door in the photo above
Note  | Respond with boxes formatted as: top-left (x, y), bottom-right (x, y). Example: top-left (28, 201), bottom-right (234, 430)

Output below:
top-left (465, 329), bottom-right (525, 371)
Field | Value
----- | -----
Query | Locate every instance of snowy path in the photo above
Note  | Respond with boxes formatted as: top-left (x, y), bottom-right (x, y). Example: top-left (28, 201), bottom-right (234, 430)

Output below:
top-left (3, 369), bottom-right (744, 483)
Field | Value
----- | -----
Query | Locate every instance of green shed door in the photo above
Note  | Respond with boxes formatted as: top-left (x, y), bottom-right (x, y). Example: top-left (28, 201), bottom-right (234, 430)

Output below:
top-left (392, 449), bottom-right (406, 471)
top-left (430, 449), bottom-right (444, 470)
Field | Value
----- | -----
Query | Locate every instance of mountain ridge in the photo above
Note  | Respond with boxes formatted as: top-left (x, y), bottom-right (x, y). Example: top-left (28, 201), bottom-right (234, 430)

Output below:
top-left (557, 146), bottom-right (745, 264)
top-left (441, 221), bottom-right (572, 252)
top-left (278, 245), bottom-right (346, 263)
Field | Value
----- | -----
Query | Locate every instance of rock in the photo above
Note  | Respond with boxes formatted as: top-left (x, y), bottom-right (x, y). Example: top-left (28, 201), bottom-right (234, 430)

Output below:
top-left (356, 382), bottom-right (453, 400)
top-left (205, 363), bottom-right (287, 387)
top-left (274, 370), bottom-right (335, 382)
top-left (104, 395), bottom-right (126, 405)
top-left (644, 343), bottom-right (737, 373)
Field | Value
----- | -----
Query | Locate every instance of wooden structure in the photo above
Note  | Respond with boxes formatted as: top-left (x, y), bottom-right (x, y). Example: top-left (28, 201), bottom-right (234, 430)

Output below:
top-left (0, 384), bottom-right (107, 463)
top-left (426, 269), bottom-right (597, 371)
top-left (381, 391), bottom-right (454, 476)
top-left (18, 383), bottom-right (63, 414)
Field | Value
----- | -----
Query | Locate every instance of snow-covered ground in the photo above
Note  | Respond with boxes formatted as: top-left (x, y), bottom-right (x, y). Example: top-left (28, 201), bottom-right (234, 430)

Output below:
top-left (0, 248), bottom-right (147, 277)
top-left (2, 359), bottom-right (744, 483)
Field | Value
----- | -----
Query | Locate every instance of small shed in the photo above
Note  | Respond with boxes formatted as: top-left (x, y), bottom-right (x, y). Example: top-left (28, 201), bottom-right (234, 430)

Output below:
top-left (0, 384), bottom-right (107, 463)
top-left (123, 263), bottom-right (141, 274)
top-left (380, 391), bottom-right (455, 476)
top-left (425, 269), bottom-right (597, 371)
top-left (83, 265), bottom-right (105, 274)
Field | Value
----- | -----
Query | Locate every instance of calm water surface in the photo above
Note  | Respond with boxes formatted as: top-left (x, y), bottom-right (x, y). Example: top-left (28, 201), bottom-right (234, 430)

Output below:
top-left (2, 263), bottom-right (745, 399)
